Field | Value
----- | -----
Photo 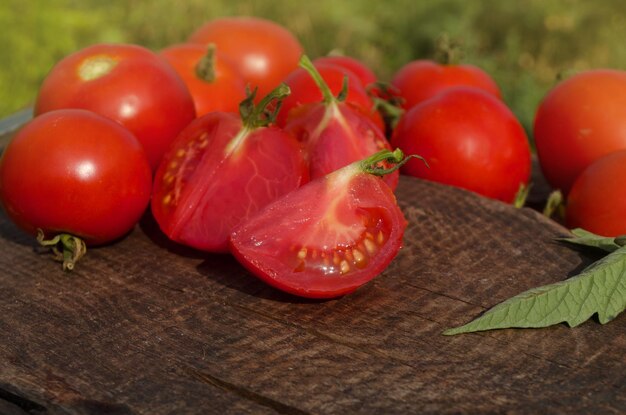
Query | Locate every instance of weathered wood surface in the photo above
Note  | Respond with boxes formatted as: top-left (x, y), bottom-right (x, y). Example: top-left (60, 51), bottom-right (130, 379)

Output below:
top-left (0, 123), bottom-right (625, 414)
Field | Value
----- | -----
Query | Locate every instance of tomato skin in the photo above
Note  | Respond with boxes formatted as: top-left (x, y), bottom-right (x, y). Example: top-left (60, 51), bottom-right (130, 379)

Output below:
top-left (313, 55), bottom-right (378, 87)
top-left (160, 43), bottom-right (247, 116)
top-left (152, 111), bottom-right (308, 253)
top-left (34, 43), bottom-right (196, 171)
top-left (229, 162), bottom-right (407, 299)
top-left (284, 102), bottom-right (398, 190)
top-left (534, 69), bottom-right (626, 194)
top-left (0, 109), bottom-right (152, 245)
top-left (188, 17), bottom-right (303, 98)
top-left (565, 150), bottom-right (626, 237)
top-left (391, 87), bottom-right (531, 203)
top-left (278, 63), bottom-right (383, 130)
top-left (391, 60), bottom-right (501, 110)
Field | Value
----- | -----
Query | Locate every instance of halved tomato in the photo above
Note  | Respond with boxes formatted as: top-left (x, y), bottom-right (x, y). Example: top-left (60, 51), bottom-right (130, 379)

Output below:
top-left (229, 150), bottom-right (409, 299)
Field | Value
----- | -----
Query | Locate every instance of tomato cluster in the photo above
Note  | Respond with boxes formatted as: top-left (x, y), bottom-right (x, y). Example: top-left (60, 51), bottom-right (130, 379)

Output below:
top-left (1, 15), bottom-right (614, 295)
top-left (533, 69), bottom-right (626, 236)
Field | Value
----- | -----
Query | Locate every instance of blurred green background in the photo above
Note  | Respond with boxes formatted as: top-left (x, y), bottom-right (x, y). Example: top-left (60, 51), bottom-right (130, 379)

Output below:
top-left (2, 0), bottom-right (626, 137)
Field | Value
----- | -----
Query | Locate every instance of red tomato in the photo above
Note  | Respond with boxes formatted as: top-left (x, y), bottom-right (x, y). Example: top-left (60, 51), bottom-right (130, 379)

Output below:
top-left (278, 62), bottom-right (383, 130)
top-left (152, 90), bottom-right (308, 253)
top-left (313, 55), bottom-right (378, 87)
top-left (188, 17), bottom-right (303, 98)
top-left (534, 69), bottom-right (626, 194)
top-left (229, 150), bottom-right (408, 299)
top-left (391, 87), bottom-right (531, 203)
top-left (284, 56), bottom-right (397, 190)
top-left (0, 109), bottom-right (152, 245)
top-left (34, 43), bottom-right (196, 170)
top-left (565, 150), bottom-right (626, 237)
top-left (160, 43), bottom-right (247, 116)
top-left (391, 59), bottom-right (501, 110)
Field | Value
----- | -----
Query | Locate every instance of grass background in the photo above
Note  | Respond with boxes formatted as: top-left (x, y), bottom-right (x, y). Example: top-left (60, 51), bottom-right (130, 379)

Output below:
top-left (2, 0), bottom-right (626, 137)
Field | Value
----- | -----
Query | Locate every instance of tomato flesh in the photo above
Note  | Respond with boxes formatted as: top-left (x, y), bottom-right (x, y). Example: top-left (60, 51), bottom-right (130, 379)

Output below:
top-left (230, 163), bottom-right (406, 298)
top-left (152, 112), bottom-right (308, 252)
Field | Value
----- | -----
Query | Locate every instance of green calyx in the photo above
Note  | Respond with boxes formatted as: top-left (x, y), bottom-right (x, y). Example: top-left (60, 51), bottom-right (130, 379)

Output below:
top-left (434, 33), bottom-right (463, 65)
top-left (195, 44), bottom-right (217, 83)
top-left (239, 83), bottom-right (291, 129)
top-left (36, 229), bottom-right (87, 271)
top-left (298, 55), bottom-right (348, 104)
top-left (359, 148), bottom-right (428, 177)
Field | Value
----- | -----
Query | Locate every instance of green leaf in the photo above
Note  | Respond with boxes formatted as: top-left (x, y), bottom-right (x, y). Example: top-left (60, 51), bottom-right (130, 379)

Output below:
top-left (443, 245), bottom-right (626, 335)
top-left (557, 228), bottom-right (623, 253)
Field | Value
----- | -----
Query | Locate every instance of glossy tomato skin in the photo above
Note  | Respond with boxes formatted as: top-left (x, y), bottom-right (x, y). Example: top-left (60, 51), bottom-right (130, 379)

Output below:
top-left (284, 102), bottom-right (398, 190)
top-left (278, 62), bottom-right (383, 130)
top-left (34, 43), bottom-right (196, 170)
top-left (313, 55), bottom-right (378, 87)
top-left (230, 162), bottom-right (407, 299)
top-left (391, 60), bottom-right (501, 110)
top-left (565, 150), bottom-right (626, 237)
top-left (534, 69), bottom-right (626, 194)
top-left (188, 17), bottom-right (303, 98)
top-left (0, 109), bottom-right (152, 245)
top-left (160, 43), bottom-right (247, 116)
top-left (391, 87), bottom-right (531, 203)
top-left (152, 111), bottom-right (308, 253)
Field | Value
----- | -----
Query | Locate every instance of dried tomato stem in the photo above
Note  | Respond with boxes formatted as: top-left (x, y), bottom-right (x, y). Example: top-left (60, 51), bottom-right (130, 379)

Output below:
top-left (195, 44), bottom-right (217, 83)
top-left (36, 229), bottom-right (87, 271)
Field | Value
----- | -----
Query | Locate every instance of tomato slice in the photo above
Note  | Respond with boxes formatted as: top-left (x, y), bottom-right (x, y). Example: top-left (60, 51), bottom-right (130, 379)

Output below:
top-left (229, 157), bottom-right (407, 299)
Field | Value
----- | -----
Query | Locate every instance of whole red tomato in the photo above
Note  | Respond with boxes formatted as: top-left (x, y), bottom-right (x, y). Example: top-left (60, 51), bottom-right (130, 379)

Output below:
top-left (188, 17), bottom-right (303, 98)
top-left (566, 150), bottom-right (626, 237)
top-left (160, 43), bottom-right (247, 116)
top-left (391, 60), bottom-right (501, 110)
top-left (34, 43), bottom-right (196, 170)
top-left (230, 149), bottom-right (408, 299)
top-left (152, 85), bottom-right (308, 253)
top-left (0, 109), bottom-right (152, 246)
top-left (391, 87), bottom-right (531, 203)
top-left (534, 69), bottom-right (626, 194)
top-left (277, 62), bottom-right (383, 130)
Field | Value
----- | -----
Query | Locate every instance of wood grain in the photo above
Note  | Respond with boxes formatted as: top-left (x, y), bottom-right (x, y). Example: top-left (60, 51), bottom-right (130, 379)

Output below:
top-left (0, 134), bottom-right (624, 413)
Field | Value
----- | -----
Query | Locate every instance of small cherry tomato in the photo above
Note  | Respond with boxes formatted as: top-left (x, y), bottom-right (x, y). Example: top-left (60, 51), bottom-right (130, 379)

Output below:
top-left (391, 59), bottom-right (501, 110)
top-left (188, 17), bottom-right (303, 98)
top-left (534, 69), bottom-right (626, 194)
top-left (0, 109), bottom-right (152, 246)
top-left (230, 149), bottom-right (408, 299)
top-left (566, 150), bottom-right (626, 237)
top-left (391, 87), bottom-right (531, 203)
top-left (34, 43), bottom-right (196, 170)
top-left (160, 43), bottom-right (247, 116)
top-left (152, 86), bottom-right (308, 253)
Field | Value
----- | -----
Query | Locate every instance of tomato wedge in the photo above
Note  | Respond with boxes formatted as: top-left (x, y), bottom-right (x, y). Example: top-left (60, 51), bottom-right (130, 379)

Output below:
top-left (152, 85), bottom-right (308, 252)
top-left (230, 149), bottom-right (412, 299)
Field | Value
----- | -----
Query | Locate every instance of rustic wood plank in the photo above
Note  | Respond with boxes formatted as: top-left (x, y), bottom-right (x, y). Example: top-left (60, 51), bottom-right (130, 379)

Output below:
top-left (0, 122), bottom-right (624, 414)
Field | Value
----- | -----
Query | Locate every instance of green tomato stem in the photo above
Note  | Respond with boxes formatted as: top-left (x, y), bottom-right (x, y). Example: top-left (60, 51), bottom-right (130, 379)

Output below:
top-left (239, 83), bottom-right (291, 129)
top-left (359, 148), bottom-right (428, 177)
top-left (36, 229), bottom-right (87, 271)
top-left (298, 55), bottom-right (348, 104)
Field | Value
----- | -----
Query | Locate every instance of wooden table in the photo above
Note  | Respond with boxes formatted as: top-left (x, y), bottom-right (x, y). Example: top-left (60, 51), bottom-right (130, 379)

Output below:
top-left (0, 113), bottom-right (624, 414)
